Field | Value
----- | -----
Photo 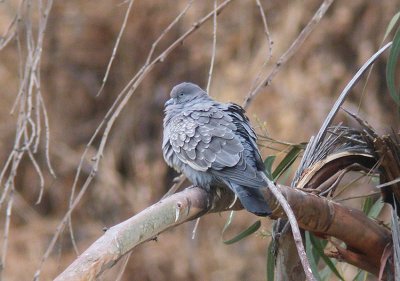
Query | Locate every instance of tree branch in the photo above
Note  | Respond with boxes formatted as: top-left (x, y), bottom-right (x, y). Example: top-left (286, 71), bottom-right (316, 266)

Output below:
top-left (55, 181), bottom-right (391, 280)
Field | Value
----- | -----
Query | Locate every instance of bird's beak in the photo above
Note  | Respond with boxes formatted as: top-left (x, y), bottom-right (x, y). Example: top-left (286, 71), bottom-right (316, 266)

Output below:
top-left (165, 98), bottom-right (174, 107)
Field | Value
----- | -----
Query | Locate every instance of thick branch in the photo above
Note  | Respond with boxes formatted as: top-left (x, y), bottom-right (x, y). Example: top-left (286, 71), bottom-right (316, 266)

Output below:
top-left (55, 183), bottom-right (391, 280)
top-left (269, 185), bottom-right (391, 275)
top-left (54, 187), bottom-right (238, 280)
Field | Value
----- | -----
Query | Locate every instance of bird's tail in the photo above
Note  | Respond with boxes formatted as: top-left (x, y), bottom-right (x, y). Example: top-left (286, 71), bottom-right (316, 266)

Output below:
top-left (228, 182), bottom-right (271, 216)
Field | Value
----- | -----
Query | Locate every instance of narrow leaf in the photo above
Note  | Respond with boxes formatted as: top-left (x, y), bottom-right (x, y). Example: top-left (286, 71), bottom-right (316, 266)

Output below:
top-left (352, 270), bottom-right (367, 281)
top-left (391, 197), bottom-right (400, 280)
top-left (310, 234), bottom-right (345, 281)
top-left (384, 12), bottom-right (400, 41)
top-left (367, 198), bottom-right (384, 219)
top-left (305, 231), bottom-right (322, 281)
top-left (272, 145), bottom-right (302, 180)
top-left (223, 220), bottom-right (261, 245)
top-left (362, 197), bottom-right (374, 214)
top-left (264, 155), bottom-right (276, 179)
top-left (266, 242), bottom-right (275, 281)
top-left (222, 210), bottom-right (235, 238)
top-left (386, 26), bottom-right (400, 106)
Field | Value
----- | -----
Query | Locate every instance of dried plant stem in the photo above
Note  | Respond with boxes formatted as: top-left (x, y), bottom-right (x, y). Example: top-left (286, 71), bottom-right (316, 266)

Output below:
top-left (246, 0), bottom-right (273, 108)
top-left (243, 0), bottom-right (334, 108)
top-left (0, 0), bottom-right (55, 279)
top-left (255, 0), bottom-right (272, 59)
top-left (116, 252), bottom-right (132, 281)
top-left (262, 176), bottom-right (316, 281)
top-left (145, 0), bottom-right (195, 66)
top-left (1, 190), bottom-right (14, 275)
top-left (97, 0), bottom-right (136, 96)
top-left (206, 0), bottom-right (218, 94)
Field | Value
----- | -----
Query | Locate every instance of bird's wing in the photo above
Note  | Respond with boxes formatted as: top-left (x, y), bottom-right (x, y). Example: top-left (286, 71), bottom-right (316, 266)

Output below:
top-left (223, 103), bottom-right (265, 171)
top-left (207, 103), bottom-right (266, 188)
top-left (169, 106), bottom-right (244, 172)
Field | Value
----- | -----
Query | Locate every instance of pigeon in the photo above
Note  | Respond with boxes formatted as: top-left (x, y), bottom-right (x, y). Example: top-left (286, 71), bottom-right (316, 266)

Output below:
top-left (162, 82), bottom-right (271, 216)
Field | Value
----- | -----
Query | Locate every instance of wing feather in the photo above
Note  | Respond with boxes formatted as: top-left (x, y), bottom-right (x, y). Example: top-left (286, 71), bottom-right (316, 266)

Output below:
top-left (168, 107), bottom-right (243, 172)
top-left (167, 102), bottom-right (265, 186)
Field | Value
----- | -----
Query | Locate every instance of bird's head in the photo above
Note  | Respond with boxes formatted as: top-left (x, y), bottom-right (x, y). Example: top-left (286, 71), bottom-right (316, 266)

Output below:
top-left (165, 82), bottom-right (209, 107)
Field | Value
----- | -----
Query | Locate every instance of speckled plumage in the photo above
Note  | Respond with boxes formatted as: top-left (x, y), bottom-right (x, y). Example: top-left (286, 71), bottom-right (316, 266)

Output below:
top-left (162, 82), bottom-right (271, 216)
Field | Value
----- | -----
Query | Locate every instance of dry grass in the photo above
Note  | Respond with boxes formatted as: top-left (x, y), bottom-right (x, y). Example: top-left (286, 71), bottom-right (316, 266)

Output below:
top-left (0, 0), bottom-right (398, 280)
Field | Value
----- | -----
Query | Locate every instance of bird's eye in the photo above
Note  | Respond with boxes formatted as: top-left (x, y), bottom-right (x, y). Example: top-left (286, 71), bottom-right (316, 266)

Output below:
top-left (179, 92), bottom-right (184, 97)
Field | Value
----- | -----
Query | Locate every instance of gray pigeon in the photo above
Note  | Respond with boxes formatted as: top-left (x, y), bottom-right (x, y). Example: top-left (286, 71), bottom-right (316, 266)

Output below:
top-left (162, 82), bottom-right (271, 216)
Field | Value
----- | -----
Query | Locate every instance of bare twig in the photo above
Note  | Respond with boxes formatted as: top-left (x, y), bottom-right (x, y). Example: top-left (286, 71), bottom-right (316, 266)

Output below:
top-left (262, 175), bottom-right (316, 281)
top-left (243, 0), bottom-right (334, 108)
top-left (1, 189), bottom-right (14, 275)
top-left (116, 252), bottom-right (132, 281)
top-left (96, 0), bottom-right (136, 97)
top-left (0, 0), bottom-right (55, 279)
top-left (247, 0), bottom-right (273, 98)
top-left (255, 0), bottom-right (272, 58)
top-left (145, 0), bottom-right (195, 66)
top-left (206, 0), bottom-right (218, 93)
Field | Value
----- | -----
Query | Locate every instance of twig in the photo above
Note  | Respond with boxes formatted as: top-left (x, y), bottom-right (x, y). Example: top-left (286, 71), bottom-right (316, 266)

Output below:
top-left (262, 175), bottom-right (316, 281)
top-left (247, 0), bottom-right (273, 100)
top-left (255, 0), bottom-right (272, 58)
top-left (38, 92), bottom-right (56, 177)
top-left (243, 0), bottom-right (334, 108)
top-left (26, 149), bottom-right (45, 204)
top-left (145, 0), bottom-right (194, 66)
top-left (0, 0), bottom-right (55, 279)
top-left (96, 0), bottom-right (136, 97)
top-left (206, 0), bottom-right (218, 93)
top-left (0, 189), bottom-right (14, 276)
top-left (116, 252), bottom-right (132, 281)
top-left (336, 192), bottom-right (381, 202)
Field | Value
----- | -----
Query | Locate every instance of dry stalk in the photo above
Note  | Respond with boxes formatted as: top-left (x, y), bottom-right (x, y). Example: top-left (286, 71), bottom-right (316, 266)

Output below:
top-left (206, 0), bottom-right (218, 94)
top-left (96, 0), bottom-right (136, 97)
top-left (0, 1), bottom-right (55, 279)
top-left (243, 0), bottom-right (335, 108)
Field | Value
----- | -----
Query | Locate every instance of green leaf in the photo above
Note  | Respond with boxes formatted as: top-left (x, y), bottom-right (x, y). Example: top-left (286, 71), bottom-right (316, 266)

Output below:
top-left (386, 26), bottom-right (400, 106)
top-left (383, 12), bottom-right (400, 41)
top-left (272, 145), bottom-right (303, 180)
top-left (264, 155), bottom-right (276, 179)
top-left (222, 219), bottom-right (261, 245)
top-left (391, 205), bottom-right (400, 281)
top-left (367, 198), bottom-right (384, 219)
top-left (222, 210), bottom-right (235, 237)
top-left (320, 265), bottom-right (333, 280)
top-left (305, 231), bottom-right (322, 281)
top-left (362, 197), bottom-right (374, 214)
top-left (266, 242), bottom-right (275, 281)
top-left (352, 270), bottom-right (368, 281)
top-left (310, 234), bottom-right (345, 281)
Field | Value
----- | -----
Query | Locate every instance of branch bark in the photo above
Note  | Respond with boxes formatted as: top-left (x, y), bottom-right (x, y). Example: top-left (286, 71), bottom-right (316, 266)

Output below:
top-left (55, 182), bottom-right (391, 280)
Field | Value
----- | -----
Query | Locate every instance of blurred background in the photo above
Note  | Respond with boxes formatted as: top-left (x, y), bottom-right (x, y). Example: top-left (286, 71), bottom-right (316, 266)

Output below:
top-left (0, 0), bottom-right (398, 280)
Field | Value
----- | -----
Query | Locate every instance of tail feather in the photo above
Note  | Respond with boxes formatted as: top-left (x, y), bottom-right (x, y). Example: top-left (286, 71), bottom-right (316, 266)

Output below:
top-left (229, 182), bottom-right (271, 216)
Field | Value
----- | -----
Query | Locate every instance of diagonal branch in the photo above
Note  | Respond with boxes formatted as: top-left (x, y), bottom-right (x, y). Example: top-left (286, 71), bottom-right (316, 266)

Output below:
top-left (243, 0), bottom-right (334, 108)
top-left (55, 176), bottom-right (391, 280)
